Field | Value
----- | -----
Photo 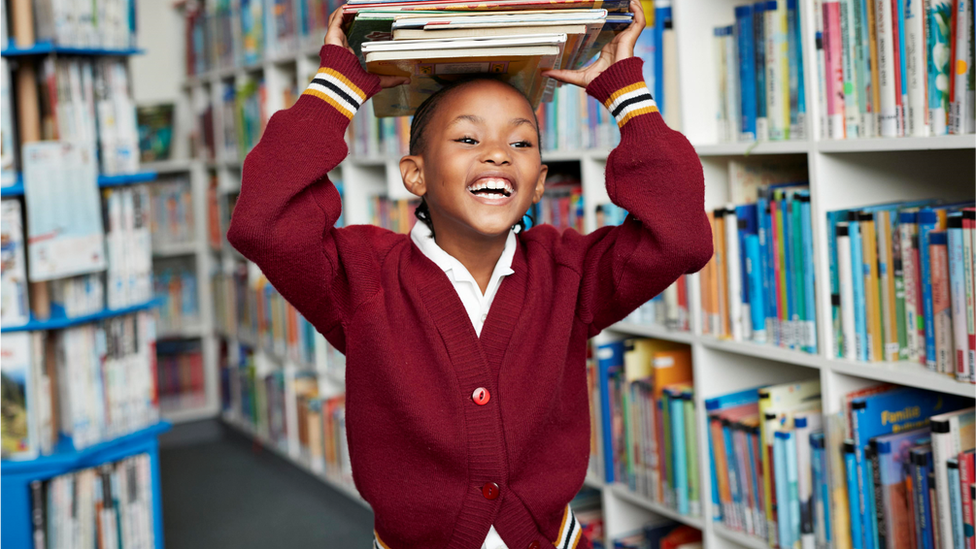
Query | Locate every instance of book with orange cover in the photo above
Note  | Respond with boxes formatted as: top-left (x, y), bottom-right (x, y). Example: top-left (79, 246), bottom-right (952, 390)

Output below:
top-left (858, 212), bottom-right (884, 361)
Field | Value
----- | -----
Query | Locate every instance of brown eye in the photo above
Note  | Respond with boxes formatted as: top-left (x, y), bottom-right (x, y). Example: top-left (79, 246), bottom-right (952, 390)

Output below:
top-left (455, 136), bottom-right (477, 145)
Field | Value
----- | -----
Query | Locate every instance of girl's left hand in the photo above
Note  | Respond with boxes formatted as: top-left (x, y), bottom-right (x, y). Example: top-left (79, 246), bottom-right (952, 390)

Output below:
top-left (541, 0), bottom-right (646, 88)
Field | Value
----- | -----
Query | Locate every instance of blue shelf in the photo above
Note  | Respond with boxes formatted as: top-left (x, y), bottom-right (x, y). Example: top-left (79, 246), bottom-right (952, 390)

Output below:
top-left (1, 422), bottom-right (171, 478)
top-left (2, 422), bottom-right (170, 549)
top-left (0, 297), bottom-right (161, 333)
top-left (98, 170), bottom-right (158, 187)
top-left (0, 171), bottom-right (158, 197)
top-left (1, 40), bottom-right (145, 57)
top-left (0, 181), bottom-right (24, 196)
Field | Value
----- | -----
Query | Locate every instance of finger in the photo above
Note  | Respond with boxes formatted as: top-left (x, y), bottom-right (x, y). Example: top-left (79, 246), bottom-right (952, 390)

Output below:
top-left (541, 69), bottom-right (590, 88)
top-left (378, 75), bottom-right (411, 89)
top-left (614, 0), bottom-right (645, 59)
top-left (325, 5), bottom-right (346, 45)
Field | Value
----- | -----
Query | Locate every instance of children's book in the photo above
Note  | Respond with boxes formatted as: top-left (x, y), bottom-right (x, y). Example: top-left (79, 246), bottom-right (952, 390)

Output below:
top-left (930, 408), bottom-right (976, 549)
top-left (848, 389), bottom-right (972, 549)
top-left (0, 332), bottom-right (35, 459)
top-left (873, 427), bottom-right (931, 549)
top-left (0, 199), bottom-right (29, 327)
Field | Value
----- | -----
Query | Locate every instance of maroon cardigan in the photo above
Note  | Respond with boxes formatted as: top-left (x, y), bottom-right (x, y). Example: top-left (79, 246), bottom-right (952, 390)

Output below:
top-left (228, 44), bottom-right (712, 549)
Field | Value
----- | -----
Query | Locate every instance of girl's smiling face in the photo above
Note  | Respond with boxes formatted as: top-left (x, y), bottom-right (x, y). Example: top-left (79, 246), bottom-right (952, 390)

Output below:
top-left (400, 79), bottom-right (548, 240)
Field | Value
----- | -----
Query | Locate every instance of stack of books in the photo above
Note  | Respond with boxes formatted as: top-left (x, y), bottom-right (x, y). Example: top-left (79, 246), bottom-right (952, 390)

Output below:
top-left (341, 0), bottom-right (635, 117)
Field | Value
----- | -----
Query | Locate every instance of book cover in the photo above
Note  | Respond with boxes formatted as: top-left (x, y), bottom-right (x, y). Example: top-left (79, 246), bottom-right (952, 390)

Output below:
top-left (850, 390), bottom-right (972, 549)
top-left (874, 427), bottom-right (931, 549)
top-left (796, 412), bottom-right (824, 549)
top-left (0, 199), bottom-right (29, 327)
top-left (930, 408), bottom-right (976, 549)
top-left (0, 331), bottom-right (35, 459)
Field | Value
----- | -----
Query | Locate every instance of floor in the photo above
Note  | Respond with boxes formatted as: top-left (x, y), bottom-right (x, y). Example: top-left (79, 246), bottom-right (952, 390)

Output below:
top-left (158, 419), bottom-right (375, 548)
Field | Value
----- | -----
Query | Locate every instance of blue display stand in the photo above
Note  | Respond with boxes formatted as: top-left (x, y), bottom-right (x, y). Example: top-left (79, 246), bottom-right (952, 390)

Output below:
top-left (1, 422), bottom-right (171, 549)
top-left (0, 171), bottom-right (158, 198)
top-left (1, 40), bottom-right (145, 57)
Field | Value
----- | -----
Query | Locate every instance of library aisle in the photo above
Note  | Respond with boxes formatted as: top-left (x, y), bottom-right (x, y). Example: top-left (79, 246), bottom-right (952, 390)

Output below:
top-left (158, 420), bottom-right (375, 548)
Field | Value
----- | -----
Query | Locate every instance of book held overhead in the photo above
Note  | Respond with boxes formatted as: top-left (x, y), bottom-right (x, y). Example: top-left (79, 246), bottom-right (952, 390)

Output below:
top-left (341, 0), bottom-right (635, 116)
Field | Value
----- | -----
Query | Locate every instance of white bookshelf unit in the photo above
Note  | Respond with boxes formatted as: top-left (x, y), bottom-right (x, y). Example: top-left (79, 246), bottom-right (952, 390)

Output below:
top-left (174, 1), bottom-right (976, 547)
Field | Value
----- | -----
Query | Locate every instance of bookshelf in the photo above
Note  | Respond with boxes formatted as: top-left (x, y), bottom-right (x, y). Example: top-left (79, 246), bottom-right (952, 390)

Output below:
top-left (175, 1), bottom-right (975, 547)
top-left (0, 5), bottom-right (176, 546)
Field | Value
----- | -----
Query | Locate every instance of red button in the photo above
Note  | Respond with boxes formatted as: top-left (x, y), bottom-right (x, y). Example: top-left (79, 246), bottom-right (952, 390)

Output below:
top-left (482, 482), bottom-right (500, 500)
top-left (472, 387), bottom-right (490, 405)
top-left (528, 543), bottom-right (541, 549)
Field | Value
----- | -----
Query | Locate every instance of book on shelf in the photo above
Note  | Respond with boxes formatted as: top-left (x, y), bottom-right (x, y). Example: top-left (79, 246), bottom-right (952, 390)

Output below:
top-left (827, 200), bottom-right (975, 383)
top-left (1, 59), bottom-right (16, 186)
top-left (103, 185), bottom-right (154, 311)
top-left (813, 0), bottom-right (974, 138)
top-left (1, 332), bottom-right (38, 460)
top-left (157, 338), bottom-right (206, 413)
top-left (594, 338), bottom-right (701, 518)
top-left (612, 522), bottom-right (702, 549)
top-left (1, 311), bottom-right (160, 458)
top-left (149, 177), bottom-right (197, 248)
top-left (136, 103), bottom-right (176, 163)
top-left (23, 141), bottom-right (107, 283)
top-left (26, 58), bottom-right (141, 176)
top-left (700, 167), bottom-right (816, 353)
top-left (154, 260), bottom-right (201, 334)
top-left (713, 0), bottom-right (807, 143)
top-left (1, 199), bottom-right (30, 327)
top-left (28, 453), bottom-right (156, 549)
top-left (9, 0), bottom-right (138, 49)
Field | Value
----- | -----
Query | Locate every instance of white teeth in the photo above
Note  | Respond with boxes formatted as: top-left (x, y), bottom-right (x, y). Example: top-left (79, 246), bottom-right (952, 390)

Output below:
top-left (468, 177), bottom-right (514, 195)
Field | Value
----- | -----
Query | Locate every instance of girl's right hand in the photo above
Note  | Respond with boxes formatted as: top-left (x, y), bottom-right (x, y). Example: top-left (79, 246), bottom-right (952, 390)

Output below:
top-left (325, 5), bottom-right (410, 89)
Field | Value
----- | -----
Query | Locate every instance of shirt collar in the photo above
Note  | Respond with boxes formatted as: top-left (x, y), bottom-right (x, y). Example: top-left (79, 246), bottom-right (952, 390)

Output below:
top-left (409, 220), bottom-right (517, 292)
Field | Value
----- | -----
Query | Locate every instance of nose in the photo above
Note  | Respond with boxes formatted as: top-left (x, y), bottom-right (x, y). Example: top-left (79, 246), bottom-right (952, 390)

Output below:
top-left (481, 139), bottom-right (511, 165)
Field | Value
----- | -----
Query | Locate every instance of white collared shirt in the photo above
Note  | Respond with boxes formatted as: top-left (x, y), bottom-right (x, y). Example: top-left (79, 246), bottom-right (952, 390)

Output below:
top-left (409, 220), bottom-right (517, 338)
top-left (409, 219), bottom-right (516, 549)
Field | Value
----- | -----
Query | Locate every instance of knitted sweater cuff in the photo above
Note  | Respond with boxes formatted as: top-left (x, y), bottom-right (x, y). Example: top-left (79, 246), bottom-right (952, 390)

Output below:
top-left (296, 44), bottom-right (383, 121)
top-left (585, 57), bottom-right (663, 131)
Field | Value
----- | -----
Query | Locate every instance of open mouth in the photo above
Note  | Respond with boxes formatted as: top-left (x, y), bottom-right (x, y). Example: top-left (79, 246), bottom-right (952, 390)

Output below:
top-left (467, 177), bottom-right (515, 199)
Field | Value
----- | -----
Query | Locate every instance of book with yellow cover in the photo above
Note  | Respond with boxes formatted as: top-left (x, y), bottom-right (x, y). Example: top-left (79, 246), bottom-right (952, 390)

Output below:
top-left (364, 36), bottom-right (565, 116)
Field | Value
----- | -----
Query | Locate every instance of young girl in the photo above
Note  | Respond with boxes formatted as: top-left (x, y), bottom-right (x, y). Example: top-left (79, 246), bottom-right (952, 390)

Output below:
top-left (227, 2), bottom-right (712, 548)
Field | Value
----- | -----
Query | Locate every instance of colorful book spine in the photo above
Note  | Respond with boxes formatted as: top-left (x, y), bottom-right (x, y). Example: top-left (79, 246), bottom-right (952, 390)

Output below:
top-left (905, 0), bottom-right (930, 135)
top-left (948, 216), bottom-right (970, 381)
top-left (927, 0), bottom-right (952, 135)
top-left (845, 440), bottom-right (865, 549)
top-left (824, 0), bottom-right (847, 138)
top-left (918, 208), bottom-right (940, 368)
top-left (737, 5), bottom-right (759, 140)
top-left (842, 0), bottom-right (863, 136)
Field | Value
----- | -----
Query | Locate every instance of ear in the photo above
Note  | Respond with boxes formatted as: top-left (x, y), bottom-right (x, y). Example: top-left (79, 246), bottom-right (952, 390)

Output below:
top-left (531, 164), bottom-right (548, 204)
top-left (400, 155), bottom-right (426, 197)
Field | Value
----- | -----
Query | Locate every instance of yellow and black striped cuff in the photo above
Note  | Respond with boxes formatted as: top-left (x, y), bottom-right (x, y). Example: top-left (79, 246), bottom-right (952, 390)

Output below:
top-left (603, 82), bottom-right (658, 128)
top-left (373, 529), bottom-right (391, 549)
top-left (552, 503), bottom-right (583, 549)
top-left (302, 67), bottom-right (368, 120)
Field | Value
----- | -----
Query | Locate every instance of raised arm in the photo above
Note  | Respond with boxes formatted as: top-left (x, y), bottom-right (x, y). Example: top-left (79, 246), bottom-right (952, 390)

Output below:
top-left (543, 1), bottom-right (712, 336)
top-left (227, 38), bottom-right (395, 349)
top-left (570, 59), bottom-right (713, 336)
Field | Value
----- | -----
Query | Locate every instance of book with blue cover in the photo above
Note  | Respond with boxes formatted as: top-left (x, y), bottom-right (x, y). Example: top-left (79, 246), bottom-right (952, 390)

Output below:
top-left (911, 444), bottom-right (936, 549)
top-left (736, 4), bottom-right (758, 140)
top-left (849, 388), bottom-right (972, 549)
top-left (873, 427), bottom-right (931, 549)
top-left (597, 341), bottom-right (625, 483)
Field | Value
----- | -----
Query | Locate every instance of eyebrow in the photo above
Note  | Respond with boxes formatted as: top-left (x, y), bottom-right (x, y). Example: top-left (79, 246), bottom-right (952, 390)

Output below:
top-left (446, 114), bottom-right (537, 130)
top-left (447, 114), bottom-right (484, 127)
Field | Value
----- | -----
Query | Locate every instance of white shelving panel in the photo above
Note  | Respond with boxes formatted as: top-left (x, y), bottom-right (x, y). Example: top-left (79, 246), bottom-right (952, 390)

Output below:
top-left (175, 2), bottom-right (976, 548)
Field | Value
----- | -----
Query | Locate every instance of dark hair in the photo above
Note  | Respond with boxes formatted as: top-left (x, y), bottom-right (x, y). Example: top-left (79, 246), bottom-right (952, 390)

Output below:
top-left (409, 76), bottom-right (541, 238)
